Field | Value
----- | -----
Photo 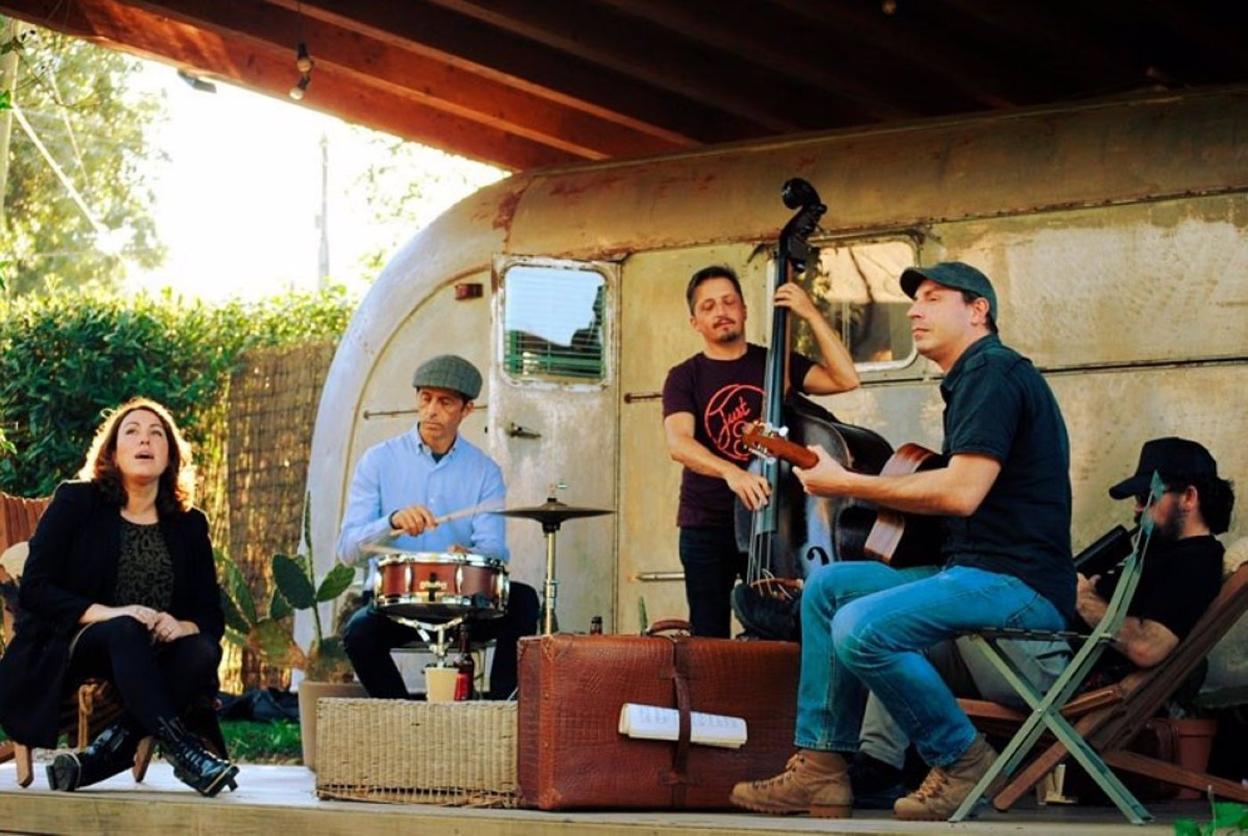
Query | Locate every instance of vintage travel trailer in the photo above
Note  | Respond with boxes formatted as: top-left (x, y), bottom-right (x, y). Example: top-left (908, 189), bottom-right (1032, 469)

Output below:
top-left (307, 86), bottom-right (1247, 687)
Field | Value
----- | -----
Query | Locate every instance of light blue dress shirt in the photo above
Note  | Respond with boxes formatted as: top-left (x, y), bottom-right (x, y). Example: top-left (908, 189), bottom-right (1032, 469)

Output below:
top-left (336, 425), bottom-right (508, 588)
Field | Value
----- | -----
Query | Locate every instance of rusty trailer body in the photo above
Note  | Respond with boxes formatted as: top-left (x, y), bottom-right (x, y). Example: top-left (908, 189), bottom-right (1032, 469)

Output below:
top-left (307, 87), bottom-right (1248, 691)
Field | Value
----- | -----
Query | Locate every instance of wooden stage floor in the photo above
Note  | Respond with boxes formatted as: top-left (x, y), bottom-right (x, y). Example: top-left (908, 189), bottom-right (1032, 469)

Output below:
top-left (0, 761), bottom-right (1206, 835)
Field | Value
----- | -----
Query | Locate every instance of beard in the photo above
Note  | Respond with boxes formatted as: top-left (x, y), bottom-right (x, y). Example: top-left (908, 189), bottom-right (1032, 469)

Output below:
top-left (713, 327), bottom-right (742, 343)
top-left (1135, 504), bottom-right (1185, 544)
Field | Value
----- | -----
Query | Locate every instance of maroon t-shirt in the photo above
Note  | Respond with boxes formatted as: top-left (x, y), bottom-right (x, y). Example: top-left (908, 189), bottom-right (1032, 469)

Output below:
top-left (661, 343), bottom-right (814, 528)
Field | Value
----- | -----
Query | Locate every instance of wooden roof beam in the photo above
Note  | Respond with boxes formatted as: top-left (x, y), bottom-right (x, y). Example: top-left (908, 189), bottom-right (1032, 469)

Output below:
top-left (770, 0), bottom-right (1021, 109)
top-left (594, 0), bottom-right (913, 122)
top-left (127, 0), bottom-right (691, 160)
top-left (0, 0), bottom-right (576, 169)
top-left (274, 0), bottom-right (767, 145)
top-left (933, 0), bottom-right (1144, 89)
top-left (422, 0), bottom-right (814, 132)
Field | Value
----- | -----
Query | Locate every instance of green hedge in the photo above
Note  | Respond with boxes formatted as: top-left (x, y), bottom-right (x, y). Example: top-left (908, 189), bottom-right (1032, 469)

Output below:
top-left (0, 287), bottom-right (354, 496)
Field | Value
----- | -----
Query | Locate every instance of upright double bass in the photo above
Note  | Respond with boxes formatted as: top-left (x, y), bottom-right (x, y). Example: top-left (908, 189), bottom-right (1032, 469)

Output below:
top-left (732, 178), bottom-right (894, 639)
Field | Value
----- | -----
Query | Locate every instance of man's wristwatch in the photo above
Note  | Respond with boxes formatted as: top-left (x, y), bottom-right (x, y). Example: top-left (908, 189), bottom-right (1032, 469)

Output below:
top-left (388, 510), bottom-right (400, 530)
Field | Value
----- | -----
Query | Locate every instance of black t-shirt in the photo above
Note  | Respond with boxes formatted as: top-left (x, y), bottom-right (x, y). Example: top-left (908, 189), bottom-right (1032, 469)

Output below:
top-left (662, 343), bottom-right (814, 528)
top-left (1094, 534), bottom-right (1224, 642)
top-left (940, 335), bottom-right (1076, 622)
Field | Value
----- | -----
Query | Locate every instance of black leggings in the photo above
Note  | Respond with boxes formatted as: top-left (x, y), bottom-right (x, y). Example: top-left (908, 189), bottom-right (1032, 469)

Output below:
top-left (67, 616), bottom-right (221, 735)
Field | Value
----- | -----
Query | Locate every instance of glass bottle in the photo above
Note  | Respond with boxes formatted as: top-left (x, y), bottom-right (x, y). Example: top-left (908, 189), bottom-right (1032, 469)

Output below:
top-left (454, 629), bottom-right (475, 700)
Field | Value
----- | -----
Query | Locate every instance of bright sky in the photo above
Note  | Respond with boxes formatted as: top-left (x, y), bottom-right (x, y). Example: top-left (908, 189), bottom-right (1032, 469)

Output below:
top-left (124, 58), bottom-right (505, 301)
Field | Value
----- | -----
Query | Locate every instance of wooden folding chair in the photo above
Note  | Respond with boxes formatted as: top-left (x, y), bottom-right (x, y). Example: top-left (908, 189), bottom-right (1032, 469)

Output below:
top-left (950, 474), bottom-right (1166, 824)
top-left (0, 491), bottom-right (157, 787)
top-left (953, 476), bottom-right (1248, 823)
top-left (972, 562), bottom-right (1248, 815)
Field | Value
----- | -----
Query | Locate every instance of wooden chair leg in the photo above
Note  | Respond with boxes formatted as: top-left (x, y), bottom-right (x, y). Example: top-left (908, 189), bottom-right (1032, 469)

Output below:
top-left (1103, 750), bottom-right (1248, 803)
top-left (14, 742), bottom-right (33, 788)
top-left (132, 736), bottom-right (156, 782)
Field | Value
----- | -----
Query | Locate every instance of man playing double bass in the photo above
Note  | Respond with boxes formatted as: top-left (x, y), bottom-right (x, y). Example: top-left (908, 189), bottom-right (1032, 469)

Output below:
top-left (662, 265), bottom-right (860, 637)
top-left (732, 261), bottom-right (1074, 820)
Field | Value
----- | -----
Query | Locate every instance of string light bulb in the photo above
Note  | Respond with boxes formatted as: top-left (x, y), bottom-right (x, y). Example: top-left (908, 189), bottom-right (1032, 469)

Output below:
top-left (289, 74), bottom-right (311, 100)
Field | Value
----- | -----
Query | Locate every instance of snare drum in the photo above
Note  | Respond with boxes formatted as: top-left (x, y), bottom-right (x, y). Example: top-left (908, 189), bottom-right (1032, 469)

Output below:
top-left (371, 550), bottom-right (509, 622)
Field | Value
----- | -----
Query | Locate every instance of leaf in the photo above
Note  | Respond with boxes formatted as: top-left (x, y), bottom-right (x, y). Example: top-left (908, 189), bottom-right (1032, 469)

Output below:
top-left (1172, 820), bottom-right (1200, 836)
top-left (315, 562), bottom-right (355, 603)
top-left (1212, 801), bottom-right (1248, 828)
top-left (273, 553), bottom-right (316, 609)
top-left (227, 561), bottom-right (257, 626)
top-left (219, 587), bottom-right (251, 635)
top-left (269, 588), bottom-right (293, 621)
top-left (246, 618), bottom-right (307, 669)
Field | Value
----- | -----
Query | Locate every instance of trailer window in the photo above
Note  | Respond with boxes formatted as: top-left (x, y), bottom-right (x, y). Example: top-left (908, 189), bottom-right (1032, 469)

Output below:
top-left (502, 264), bottom-right (606, 383)
top-left (792, 239), bottom-right (917, 369)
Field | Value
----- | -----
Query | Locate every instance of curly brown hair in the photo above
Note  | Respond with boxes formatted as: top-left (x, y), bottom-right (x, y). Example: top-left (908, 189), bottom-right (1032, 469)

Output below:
top-left (77, 398), bottom-right (196, 515)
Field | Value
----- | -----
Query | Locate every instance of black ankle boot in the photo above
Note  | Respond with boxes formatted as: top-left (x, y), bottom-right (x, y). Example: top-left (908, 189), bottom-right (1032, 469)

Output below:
top-left (155, 716), bottom-right (239, 797)
top-left (46, 720), bottom-right (141, 791)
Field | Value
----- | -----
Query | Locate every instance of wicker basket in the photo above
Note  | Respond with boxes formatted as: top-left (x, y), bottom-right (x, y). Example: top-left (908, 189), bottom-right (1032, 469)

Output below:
top-left (315, 697), bottom-right (518, 806)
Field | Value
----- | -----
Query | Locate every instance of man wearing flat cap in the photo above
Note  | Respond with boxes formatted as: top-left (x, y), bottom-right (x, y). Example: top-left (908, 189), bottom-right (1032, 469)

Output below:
top-left (336, 354), bottom-right (539, 700)
top-left (734, 262), bottom-right (1075, 820)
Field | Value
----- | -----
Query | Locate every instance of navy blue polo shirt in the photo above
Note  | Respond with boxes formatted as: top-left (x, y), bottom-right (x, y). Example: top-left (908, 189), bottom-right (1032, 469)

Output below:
top-left (940, 335), bottom-right (1075, 622)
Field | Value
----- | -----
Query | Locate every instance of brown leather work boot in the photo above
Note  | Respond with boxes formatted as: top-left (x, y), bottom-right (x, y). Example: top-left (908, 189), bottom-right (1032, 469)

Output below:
top-left (730, 749), bottom-right (852, 817)
top-left (894, 735), bottom-right (998, 821)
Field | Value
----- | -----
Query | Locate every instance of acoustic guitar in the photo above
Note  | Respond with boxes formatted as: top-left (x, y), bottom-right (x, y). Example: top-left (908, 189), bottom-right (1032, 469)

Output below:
top-left (742, 422), bottom-right (945, 567)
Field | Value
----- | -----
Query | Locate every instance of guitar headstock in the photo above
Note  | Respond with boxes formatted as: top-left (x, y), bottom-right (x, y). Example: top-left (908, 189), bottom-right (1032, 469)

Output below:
top-left (742, 422), bottom-right (818, 469)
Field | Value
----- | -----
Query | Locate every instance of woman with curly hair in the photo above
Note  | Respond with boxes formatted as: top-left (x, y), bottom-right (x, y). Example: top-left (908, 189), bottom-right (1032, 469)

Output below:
top-left (0, 398), bottom-right (239, 796)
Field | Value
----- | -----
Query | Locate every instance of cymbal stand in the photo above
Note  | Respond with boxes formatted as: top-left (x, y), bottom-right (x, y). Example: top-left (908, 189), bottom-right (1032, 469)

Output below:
top-left (542, 518), bottom-right (560, 635)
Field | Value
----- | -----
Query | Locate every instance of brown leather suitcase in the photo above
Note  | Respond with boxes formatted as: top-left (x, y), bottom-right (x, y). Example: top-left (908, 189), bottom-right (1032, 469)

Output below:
top-left (517, 622), bottom-right (799, 810)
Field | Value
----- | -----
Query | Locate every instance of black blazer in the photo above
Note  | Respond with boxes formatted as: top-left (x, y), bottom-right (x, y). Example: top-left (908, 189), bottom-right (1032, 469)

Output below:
top-left (0, 481), bottom-right (223, 747)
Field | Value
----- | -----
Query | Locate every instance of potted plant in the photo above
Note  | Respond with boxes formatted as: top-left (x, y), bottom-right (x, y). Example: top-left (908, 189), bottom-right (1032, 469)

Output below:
top-left (217, 502), bottom-right (363, 769)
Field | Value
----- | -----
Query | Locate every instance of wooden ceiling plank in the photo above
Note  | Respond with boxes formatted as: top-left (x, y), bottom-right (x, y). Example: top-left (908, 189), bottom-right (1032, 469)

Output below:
top-left (1130, 0), bottom-right (1248, 78)
top-left (932, 0), bottom-right (1138, 87)
top-left (421, 0), bottom-right (807, 132)
top-left (127, 0), bottom-right (687, 159)
top-left (0, 0), bottom-right (574, 169)
top-left (769, 0), bottom-right (1020, 109)
top-left (594, 0), bottom-right (912, 121)
top-left (273, 0), bottom-right (769, 144)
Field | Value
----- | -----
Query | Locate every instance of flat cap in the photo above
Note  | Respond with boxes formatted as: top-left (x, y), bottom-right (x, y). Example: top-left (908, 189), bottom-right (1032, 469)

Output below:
top-left (412, 354), bottom-right (482, 400)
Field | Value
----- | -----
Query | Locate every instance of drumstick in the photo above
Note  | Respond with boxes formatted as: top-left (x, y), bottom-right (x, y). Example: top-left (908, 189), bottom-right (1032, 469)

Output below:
top-left (434, 499), bottom-right (504, 525)
top-left (381, 499), bottom-right (504, 540)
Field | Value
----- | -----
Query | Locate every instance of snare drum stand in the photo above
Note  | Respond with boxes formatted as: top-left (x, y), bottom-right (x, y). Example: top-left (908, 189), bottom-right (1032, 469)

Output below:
top-left (387, 614), bottom-right (466, 668)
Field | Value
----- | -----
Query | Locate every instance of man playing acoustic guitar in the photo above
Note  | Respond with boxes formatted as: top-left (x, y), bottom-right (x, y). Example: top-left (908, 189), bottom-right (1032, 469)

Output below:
top-left (732, 261), bottom-right (1074, 820)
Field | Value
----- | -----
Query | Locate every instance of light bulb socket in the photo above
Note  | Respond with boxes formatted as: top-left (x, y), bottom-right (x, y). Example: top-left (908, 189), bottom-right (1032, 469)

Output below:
top-left (295, 41), bottom-right (313, 73)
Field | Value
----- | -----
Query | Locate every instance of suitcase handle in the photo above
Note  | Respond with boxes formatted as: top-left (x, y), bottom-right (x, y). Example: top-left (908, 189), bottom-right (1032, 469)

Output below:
top-left (645, 619), bottom-right (692, 636)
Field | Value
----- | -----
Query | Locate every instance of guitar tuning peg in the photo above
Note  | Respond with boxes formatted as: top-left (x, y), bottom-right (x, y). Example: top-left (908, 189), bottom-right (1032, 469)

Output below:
top-left (778, 426), bottom-right (790, 438)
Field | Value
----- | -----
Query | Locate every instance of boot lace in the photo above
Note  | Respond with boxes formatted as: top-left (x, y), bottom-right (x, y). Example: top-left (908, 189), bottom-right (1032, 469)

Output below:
top-left (911, 767), bottom-right (951, 802)
top-left (752, 753), bottom-right (807, 789)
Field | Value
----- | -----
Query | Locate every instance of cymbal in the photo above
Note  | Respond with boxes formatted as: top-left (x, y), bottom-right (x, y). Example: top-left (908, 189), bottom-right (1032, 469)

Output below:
top-left (497, 499), bottom-right (614, 526)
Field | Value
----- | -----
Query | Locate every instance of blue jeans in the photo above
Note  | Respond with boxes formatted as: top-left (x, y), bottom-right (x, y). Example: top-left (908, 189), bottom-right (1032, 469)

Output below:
top-left (796, 562), bottom-right (1065, 767)
top-left (678, 526), bottom-right (747, 638)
